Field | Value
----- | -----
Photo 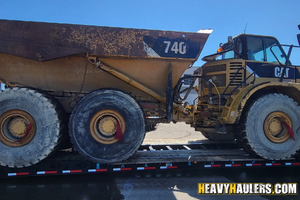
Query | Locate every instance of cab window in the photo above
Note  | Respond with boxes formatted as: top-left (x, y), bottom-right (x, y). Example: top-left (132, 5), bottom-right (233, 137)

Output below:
top-left (247, 37), bottom-right (264, 61)
top-left (264, 37), bottom-right (286, 64)
top-left (247, 36), bottom-right (287, 64)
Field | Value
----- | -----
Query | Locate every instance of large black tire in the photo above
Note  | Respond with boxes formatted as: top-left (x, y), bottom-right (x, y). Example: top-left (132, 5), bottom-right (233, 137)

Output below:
top-left (235, 93), bottom-right (300, 160)
top-left (69, 89), bottom-right (145, 164)
top-left (0, 88), bottom-right (64, 168)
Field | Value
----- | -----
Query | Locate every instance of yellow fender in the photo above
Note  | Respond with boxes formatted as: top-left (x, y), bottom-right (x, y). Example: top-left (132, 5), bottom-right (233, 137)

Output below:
top-left (224, 82), bottom-right (300, 124)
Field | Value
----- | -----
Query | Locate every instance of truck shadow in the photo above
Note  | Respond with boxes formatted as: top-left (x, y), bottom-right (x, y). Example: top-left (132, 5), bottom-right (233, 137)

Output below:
top-left (118, 167), bottom-right (300, 200)
top-left (0, 167), bottom-right (299, 200)
top-left (0, 174), bottom-right (124, 200)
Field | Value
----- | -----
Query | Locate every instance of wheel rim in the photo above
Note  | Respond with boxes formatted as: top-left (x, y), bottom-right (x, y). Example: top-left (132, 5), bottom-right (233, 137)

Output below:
top-left (89, 110), bottom-right (125, 144)
top-left (263, 111), bottom-right (291, 143)
top-left (0, 110), bottom-right (36, 147)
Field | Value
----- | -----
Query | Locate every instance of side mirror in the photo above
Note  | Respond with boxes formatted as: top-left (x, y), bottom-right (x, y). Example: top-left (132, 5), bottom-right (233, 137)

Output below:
top-left (228, 36), bottom-right (234, 44)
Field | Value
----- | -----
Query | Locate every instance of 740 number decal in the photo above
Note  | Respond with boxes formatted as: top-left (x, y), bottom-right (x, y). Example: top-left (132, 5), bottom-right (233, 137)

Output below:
top-left (164, 41), bottom-right (187, 54)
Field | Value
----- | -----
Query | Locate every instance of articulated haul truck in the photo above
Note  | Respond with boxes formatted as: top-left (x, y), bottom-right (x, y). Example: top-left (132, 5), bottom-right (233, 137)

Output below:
top-left (0, 20), bottom-right (300, 173)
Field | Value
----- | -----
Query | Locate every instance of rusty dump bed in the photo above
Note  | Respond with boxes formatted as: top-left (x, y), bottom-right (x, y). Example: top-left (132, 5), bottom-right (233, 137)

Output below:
top-left (0, 20), bottom-right (211, 98)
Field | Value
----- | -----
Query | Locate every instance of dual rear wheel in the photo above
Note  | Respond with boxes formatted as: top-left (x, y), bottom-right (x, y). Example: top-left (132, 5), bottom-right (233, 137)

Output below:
top-left (0, 88), bottom-right (145, 167)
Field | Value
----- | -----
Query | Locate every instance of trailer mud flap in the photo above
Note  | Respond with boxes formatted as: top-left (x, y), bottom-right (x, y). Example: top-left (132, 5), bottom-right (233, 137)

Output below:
top-left (166, 64), bottom-right (173, 121)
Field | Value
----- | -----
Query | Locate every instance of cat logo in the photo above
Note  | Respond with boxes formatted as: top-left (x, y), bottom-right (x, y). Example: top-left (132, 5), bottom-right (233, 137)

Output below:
top-left (275, 67), bottom-right (289, 78)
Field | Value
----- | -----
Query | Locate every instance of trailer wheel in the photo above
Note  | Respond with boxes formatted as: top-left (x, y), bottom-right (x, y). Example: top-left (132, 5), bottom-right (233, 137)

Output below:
top-left (69, 89), bottom-right (145, 164)
top-left (0, 88), bottom-right (64, 168)
top-left (237, 93), bottom-right (300, 160)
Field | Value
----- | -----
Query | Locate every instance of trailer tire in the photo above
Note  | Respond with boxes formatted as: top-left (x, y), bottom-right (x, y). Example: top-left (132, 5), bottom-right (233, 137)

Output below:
top-left (0, 88), bottom-right (64, 168)
top-left (69, 89), bottom-right (145, 164)
top-left (237, 93), bottom-right (300, 160)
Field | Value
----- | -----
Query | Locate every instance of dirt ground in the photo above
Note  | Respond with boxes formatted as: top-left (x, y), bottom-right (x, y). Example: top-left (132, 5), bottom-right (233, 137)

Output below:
top-left (143, 122), bottom-right (206, 144)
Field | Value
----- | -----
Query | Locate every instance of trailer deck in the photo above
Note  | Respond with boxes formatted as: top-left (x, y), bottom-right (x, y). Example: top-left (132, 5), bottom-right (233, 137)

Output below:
top-left (2, 141), bottom-right (299, 178)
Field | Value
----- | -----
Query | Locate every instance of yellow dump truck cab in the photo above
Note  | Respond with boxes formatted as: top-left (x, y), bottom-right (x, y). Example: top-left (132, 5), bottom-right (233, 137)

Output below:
top-left (192, 33), bottom-right (300, 159)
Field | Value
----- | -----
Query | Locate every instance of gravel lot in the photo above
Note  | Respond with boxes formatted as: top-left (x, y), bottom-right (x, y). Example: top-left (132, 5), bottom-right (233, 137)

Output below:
top-left (143, 122), bottom-right (206, 144)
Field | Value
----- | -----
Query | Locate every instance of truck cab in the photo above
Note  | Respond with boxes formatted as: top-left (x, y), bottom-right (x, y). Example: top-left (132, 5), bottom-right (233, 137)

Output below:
top-left (201, 34), bottom-right (297, 86)
top-left (195, 33), bottom-right (300, 126)
top-left (189, 32), bottom-right (300, 160)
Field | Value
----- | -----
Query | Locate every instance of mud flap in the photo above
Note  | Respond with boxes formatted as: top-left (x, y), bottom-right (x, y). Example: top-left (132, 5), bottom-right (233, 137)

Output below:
top-left (166, 64), bottom-right (173, 121)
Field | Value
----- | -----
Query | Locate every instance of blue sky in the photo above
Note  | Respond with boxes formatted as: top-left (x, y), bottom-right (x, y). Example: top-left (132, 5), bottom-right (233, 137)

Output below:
top-left (1, 0), bottom-right (299, 67)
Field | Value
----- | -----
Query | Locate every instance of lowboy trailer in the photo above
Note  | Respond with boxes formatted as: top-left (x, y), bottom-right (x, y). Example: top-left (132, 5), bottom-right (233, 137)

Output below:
top-left (2, 141), bottom-right (300, 178)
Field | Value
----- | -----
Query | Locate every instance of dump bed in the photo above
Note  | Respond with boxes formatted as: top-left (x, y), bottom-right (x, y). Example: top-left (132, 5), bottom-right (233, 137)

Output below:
top-left (0, 20), bottom-right (211, 100)
top-left (0, 20), bottom-right (210, 61)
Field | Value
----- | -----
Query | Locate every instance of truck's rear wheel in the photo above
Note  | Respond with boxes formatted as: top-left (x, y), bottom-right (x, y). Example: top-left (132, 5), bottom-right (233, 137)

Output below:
top-left (0, 88), bottom-right (64, 168)
top-left (69, 89), bottom-right (145, 164)
top-left (237, 94), bottom-right (300, 160)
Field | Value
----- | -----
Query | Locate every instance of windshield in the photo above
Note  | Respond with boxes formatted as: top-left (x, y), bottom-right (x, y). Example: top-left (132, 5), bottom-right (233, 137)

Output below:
top-left (202, 36), bottom-right (241, 61)
top-left (220, 50), bottom-right (235, 59)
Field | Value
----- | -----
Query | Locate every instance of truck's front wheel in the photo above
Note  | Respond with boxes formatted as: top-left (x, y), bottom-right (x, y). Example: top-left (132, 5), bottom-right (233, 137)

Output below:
top-left (237, 93), bottom-right (300, 160)
top-left (69, 89), bottom-right (145, 164)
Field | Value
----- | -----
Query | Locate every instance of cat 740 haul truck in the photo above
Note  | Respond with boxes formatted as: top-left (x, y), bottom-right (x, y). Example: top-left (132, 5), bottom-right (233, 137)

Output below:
top-left (0, 19), bottom-right (299, 169)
